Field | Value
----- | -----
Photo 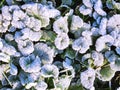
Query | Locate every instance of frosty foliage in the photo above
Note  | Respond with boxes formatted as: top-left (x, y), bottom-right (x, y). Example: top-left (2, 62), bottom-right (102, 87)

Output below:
top-left (0, 0), bottom-right (120, 90)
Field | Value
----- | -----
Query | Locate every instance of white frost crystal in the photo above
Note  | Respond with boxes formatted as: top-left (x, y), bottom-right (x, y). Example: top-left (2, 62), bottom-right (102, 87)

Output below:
top-left (80, 68), bottom-right (95, 89)
top-left (55, 33), bottom-right (69, 50)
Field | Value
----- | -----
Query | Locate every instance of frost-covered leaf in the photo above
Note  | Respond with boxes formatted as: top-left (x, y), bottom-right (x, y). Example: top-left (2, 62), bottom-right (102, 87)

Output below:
top-left (63, 58), bottom-right (72, 69)
top-left (41, 64), bottom-right (59, 78)
top-left (53, 16), bottom-right (69, 34)
top-left (35, 81), bottom-right (47, 90)
top-left (99, 17), bottom-right (107, 35)
top-left (72, 37), bottom-right (90, 54)
top-left (25, 82), bottom-right (37, 89)
top-left (56, 76), bottom-right (72, 90)
top-left (0, 53), bottom-right (10, 63)
top-left (107, 14), bottom-right (120, 31)
top-left (105, 51), bottom-right (117, 62)
top-left (19, 54), bottom-right (41, 73)
top-left (92, 51), bottom-right (104, 67)
top-left (79, 5), bottom-right (92, 15)
top-left (110, 58), bottom-right (120, 71)
top-left (39, 16), bottom-right (50, 28)
top-left (0, 64), bottom-right (10, 80)
top-left (54, 33), bottom-right (70, 50)
top-left (34, 43), bottom-right (54, 64)
top-left (95, 35), bottom-right (114, 52)
top-left (115, 47), bottom-right (120, 55)
top-left (82, 0), bottom-right (93, 8)
top-left (10, 63), bottom-right (18, 75)
top-left (70, 15), bottom-right (83, 31)
top-left (106, 0), bottom-right (114, 9)
top-left (94, 0), bottom-right (107, 16)
top-left (18, 40), bottom-right (34, 56)
top-left (80, 68), bottom-right (95, 89)
top-left (18, 71), bottom-right (35, 86)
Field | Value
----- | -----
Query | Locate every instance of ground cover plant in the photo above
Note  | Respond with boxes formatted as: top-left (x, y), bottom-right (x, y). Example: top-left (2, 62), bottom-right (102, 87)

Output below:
top-left (0, 0), bottom-right (120, 90)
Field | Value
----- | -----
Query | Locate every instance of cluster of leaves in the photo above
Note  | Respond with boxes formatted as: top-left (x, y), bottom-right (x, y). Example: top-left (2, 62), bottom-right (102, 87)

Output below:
top-left (0, 0), bottom-right (120, 90)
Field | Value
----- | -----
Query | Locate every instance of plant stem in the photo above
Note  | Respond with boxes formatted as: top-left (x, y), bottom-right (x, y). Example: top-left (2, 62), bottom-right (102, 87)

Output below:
top-left (2, 72), bottom-right (13, 87)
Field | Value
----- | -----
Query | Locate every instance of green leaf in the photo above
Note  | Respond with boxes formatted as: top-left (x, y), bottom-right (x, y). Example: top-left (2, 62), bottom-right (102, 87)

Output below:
top-left (99, 66), bottom-right (115, 81)
top-left (40, 31), bottom-right (57, 42)
top-left (68, 85), bottom-right (85, 90)
top-left (65, 48), bottom-right (76, 59)
top-left (45, 77), bottom-right (55, 89)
